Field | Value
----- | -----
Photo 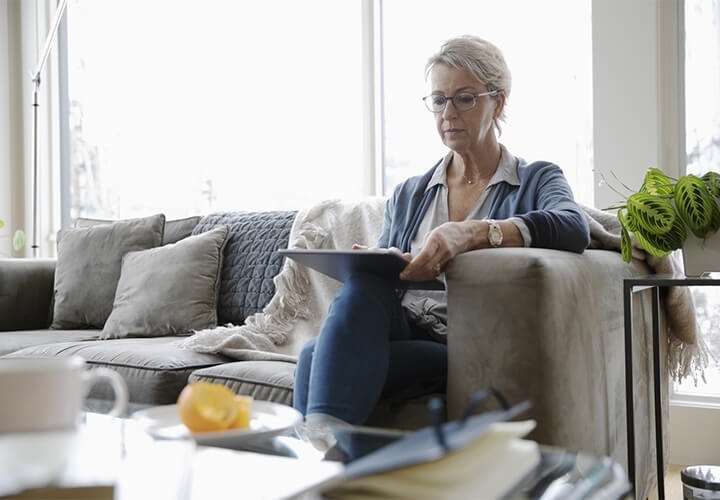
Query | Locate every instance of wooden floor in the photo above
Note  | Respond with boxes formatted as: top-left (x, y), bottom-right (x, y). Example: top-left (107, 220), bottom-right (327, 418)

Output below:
top-left (647, 464), bottom-right (684, 499)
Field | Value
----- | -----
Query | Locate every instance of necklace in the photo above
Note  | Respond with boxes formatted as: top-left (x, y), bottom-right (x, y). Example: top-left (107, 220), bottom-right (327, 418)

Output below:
top-left (459, 148), bottom-right (502, 185)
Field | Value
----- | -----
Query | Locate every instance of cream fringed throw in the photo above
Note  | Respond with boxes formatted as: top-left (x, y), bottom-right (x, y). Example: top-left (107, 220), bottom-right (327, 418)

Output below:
top-left (583, 204), bottom-right (710, 383)
top-left (175, 197), bottom-right (387, 363)
top-left (178, 199), bottom-right (708, 383)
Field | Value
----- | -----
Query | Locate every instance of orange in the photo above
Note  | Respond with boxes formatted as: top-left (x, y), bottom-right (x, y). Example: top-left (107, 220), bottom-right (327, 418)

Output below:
top-left (177, 381), bottom-right (243, 432)
top-left (231, 395), bottom-right (253, 430)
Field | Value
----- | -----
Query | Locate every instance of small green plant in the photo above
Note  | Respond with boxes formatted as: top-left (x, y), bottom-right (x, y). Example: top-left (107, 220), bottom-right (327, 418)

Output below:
top-left (604, 167), bottom-right (720, 262)
top-left (0, 218), bottom-right (26, 254)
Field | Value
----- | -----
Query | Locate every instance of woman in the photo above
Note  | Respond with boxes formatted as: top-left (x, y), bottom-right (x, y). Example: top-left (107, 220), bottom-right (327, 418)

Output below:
top-left (293, 35), bottom-right (590, 451)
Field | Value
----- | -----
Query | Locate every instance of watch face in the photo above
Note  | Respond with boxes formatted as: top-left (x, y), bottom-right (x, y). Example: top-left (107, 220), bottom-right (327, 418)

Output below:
top-left (488, 221), bottom-right (503, 247)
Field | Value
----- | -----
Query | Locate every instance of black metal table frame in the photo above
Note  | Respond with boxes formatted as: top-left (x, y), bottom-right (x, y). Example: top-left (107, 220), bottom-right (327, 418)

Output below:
top-left (623, 274), bottom-right (720, 500)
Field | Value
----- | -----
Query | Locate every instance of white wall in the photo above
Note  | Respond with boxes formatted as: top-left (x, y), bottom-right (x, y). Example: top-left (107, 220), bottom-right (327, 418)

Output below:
top-left (670, 403), bottom-right (720, 465)
top-left (591, 0), bottom-right (682, 210)
top-left (0, 2), bottom-right (11, 251)
top-left (0, 0), bottom-right (28, 257)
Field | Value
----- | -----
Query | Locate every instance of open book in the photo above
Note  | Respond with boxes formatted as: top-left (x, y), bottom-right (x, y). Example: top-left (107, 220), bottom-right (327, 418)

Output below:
top-left (322, 389), bottom-right (541, 499)
top-left (278, 249), bottom-right (445, 290)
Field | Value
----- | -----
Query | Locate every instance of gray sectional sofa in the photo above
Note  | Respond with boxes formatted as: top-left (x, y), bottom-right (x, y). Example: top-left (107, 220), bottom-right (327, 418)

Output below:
top-left (0, 200), bottom-right (669, 498)
top-left (0, 210), bottom-right (299, 407)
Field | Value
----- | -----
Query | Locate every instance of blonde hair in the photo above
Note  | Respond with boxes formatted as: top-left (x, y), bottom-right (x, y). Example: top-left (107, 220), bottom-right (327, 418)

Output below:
top-left (425, 35), bottom-right (511, 134)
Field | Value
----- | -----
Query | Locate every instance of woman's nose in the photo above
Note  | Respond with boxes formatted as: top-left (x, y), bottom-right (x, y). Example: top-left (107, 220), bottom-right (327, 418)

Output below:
top-left (441, 99), bottom-right (459, 119)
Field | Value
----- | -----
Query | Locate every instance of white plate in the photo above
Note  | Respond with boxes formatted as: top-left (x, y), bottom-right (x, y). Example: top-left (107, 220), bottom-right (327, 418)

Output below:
top-left (131, 401), bottom-right (302, 449)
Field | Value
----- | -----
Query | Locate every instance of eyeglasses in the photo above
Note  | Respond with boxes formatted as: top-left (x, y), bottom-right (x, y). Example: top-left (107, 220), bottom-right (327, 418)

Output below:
top-left (422, 90), bottom-right (499, 113)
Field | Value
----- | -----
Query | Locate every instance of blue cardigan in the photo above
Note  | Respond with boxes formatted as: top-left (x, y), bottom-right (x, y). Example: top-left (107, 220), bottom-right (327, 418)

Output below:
top-left (377, 157), bottom-right (590, 254)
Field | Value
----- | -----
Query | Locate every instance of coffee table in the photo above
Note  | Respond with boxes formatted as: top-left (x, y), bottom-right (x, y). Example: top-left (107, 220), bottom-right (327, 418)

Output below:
top-left (4, 404), bottom-right (342, 500)
top-left (8, 402), bottom-right (632, 499)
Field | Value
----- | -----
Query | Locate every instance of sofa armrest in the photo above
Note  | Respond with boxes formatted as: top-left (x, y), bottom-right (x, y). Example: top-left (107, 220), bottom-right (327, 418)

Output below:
top-left (0, 258), bottom-right (56, 331)
top-left (445, 247), bottom-right (658, 494)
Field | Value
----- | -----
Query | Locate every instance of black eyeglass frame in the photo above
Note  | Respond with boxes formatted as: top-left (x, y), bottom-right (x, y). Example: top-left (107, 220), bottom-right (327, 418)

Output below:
top-left (422, 89), bottom-right (501, 113)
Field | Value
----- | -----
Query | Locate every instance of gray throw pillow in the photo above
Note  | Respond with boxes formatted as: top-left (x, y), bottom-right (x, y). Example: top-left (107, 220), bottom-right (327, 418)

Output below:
top-left (101, 225), bottom-right (229, 339)
top-left (161, 216), bottom-right (203, 244)
top-left (75, 215), bottom-right (201, 245)
top-left (51, 214), bottom-right (166, 329)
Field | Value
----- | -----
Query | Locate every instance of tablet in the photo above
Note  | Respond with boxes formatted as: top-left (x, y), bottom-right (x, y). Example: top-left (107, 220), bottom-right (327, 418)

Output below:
top-left (278, 249), bottom-right (445, 290)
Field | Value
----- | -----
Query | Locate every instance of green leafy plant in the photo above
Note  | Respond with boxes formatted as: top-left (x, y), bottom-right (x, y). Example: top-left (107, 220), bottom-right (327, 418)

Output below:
top-left (605, 167), bottom-right (720, 262)
top-left (0, 218), bottom-right (26, 255)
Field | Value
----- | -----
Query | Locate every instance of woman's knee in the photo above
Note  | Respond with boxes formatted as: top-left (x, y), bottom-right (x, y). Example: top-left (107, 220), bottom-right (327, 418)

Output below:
top-left (328, 273), bottom-right (403, 322)
top-left (297, 338), bottom-right (317, 366)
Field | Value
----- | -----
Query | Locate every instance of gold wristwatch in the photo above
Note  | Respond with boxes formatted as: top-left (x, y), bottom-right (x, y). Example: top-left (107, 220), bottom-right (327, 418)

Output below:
top-left (487, 219), bottom-right (503, 247)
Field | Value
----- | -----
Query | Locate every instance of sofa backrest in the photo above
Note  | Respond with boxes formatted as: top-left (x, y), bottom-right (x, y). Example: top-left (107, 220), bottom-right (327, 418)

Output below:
top-left (193, 211), bottom-right (297, 326)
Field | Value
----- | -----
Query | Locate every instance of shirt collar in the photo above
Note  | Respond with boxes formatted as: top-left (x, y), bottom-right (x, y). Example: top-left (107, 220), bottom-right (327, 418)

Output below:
top-left (426, 143), bottom-right (519, 192)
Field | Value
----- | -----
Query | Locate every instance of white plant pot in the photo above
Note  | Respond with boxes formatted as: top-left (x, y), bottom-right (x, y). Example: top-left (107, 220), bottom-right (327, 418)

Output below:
top-left (682, 233), bottom-right (720, 277)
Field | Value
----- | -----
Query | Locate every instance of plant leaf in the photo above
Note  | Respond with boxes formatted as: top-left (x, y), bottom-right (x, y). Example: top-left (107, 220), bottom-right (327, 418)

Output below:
top-left (12, 230), bottom-right (26, 251)
top-left (674, 174), bottom-right (720, 238)
top-left (629, 214), bottom-right (686, 256)
top-left (626, 192), bottom-right (677, 234)
top-left (701, 171), bottom-right (720, 197)
top-left (641, 167), bottom-right (674, 196)
top-left (0, 219), bottom-right (4, 230)
top-left (620, 220), bottom-right (632, 263)
top-left (618, 207), bottom-right (640, 232)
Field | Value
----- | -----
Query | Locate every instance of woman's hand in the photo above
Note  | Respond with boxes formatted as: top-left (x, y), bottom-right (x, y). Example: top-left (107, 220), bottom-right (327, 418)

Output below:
top-left (399, 221), bottom-right (480, 281)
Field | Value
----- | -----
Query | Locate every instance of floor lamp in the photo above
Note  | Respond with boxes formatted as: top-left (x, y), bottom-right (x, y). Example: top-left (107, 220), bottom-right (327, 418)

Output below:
top-left (31, 0), bottom-right (68, 257)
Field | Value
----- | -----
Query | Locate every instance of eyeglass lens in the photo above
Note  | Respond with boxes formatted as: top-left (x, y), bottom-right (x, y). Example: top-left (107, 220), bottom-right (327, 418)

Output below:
top-left (423, 91), bottom-right (499, 113)
top-left (426, 93), bottom-right (477, 113)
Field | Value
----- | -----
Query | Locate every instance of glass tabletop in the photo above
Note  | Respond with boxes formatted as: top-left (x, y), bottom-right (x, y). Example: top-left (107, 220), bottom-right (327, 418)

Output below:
top-left (81, 400), bottom-right (632, 499)
top-left (84, 397), bottom-right (151, 418)
top-left (76, 406), bottom-right (340, 500)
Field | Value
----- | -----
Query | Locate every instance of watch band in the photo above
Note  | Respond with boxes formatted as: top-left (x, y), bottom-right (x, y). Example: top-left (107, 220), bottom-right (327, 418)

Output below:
top-left (487, 219), bottom-right (503, 247)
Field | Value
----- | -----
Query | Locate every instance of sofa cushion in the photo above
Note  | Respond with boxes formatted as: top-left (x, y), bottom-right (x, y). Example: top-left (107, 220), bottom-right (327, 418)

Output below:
top-left (0, 329), bottom-right (101, 356)
top-left (51, 214), bottom-right (166, 329)
top-left (192, 211), bottom-right (296, 325)
top-left (102, 226), bottom-right (230, 339)
top-left (76, 215), bottom-right (201, 245)
top-left (4, 337), bottom-right (230, 405)
top-left (189, 361), bottom-right (295, 407)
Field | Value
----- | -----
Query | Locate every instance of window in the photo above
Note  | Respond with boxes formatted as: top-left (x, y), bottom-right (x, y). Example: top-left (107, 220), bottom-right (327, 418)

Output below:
top-left (674, 0), bottom-right (720, 401)
top-left (666, 0), bottom-right (720, 468)
top-left (64, 0), bottom-right (593, 228)
top-left (63, 0), bottom-right (365, 222)
top-left (380, 0), bottom-right (593, 205)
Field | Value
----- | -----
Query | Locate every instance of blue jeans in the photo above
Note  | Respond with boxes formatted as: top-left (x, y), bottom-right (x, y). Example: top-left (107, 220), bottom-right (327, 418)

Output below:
top-left (293, 272), bottom-right (447, 425)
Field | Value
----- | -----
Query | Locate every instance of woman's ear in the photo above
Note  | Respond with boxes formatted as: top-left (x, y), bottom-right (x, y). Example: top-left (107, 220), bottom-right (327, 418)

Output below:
top-left (493, 92), bottom-right (506, 119)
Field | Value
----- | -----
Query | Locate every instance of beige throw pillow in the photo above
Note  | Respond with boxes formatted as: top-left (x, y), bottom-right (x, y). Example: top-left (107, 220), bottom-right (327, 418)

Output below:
top-left (51, 214), bottom-right (166, 329)
top-left (101, 225), bottom-right (229, 339)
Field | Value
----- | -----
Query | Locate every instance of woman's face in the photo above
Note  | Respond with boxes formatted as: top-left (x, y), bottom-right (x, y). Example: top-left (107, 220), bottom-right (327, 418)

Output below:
top-left (428, 64), bottom-right (502, 155)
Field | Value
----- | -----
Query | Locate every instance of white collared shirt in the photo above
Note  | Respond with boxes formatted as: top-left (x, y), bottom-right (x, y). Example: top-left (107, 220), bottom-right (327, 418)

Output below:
top-left (409, 143), bottom-right (532, 258)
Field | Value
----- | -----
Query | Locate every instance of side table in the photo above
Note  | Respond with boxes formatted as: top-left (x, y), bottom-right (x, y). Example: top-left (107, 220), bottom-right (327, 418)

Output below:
top-left (623, 273), bottom-right (720, 500)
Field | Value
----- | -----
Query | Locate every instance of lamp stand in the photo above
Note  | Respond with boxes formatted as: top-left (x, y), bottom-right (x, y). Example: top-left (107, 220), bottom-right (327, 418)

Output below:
top-left (30, 0), bottom-right (68, 257)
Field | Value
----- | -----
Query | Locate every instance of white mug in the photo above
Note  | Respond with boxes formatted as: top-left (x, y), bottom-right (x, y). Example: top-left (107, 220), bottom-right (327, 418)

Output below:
top-left (0, 356), bottom-right (128, 434)
top-left (0, 356), bottom-right (129, 494)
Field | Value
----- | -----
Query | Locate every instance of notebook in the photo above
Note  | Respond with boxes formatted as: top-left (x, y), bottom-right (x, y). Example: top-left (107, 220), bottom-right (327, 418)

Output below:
top-left (321, 389), bottom-right (541, 499)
